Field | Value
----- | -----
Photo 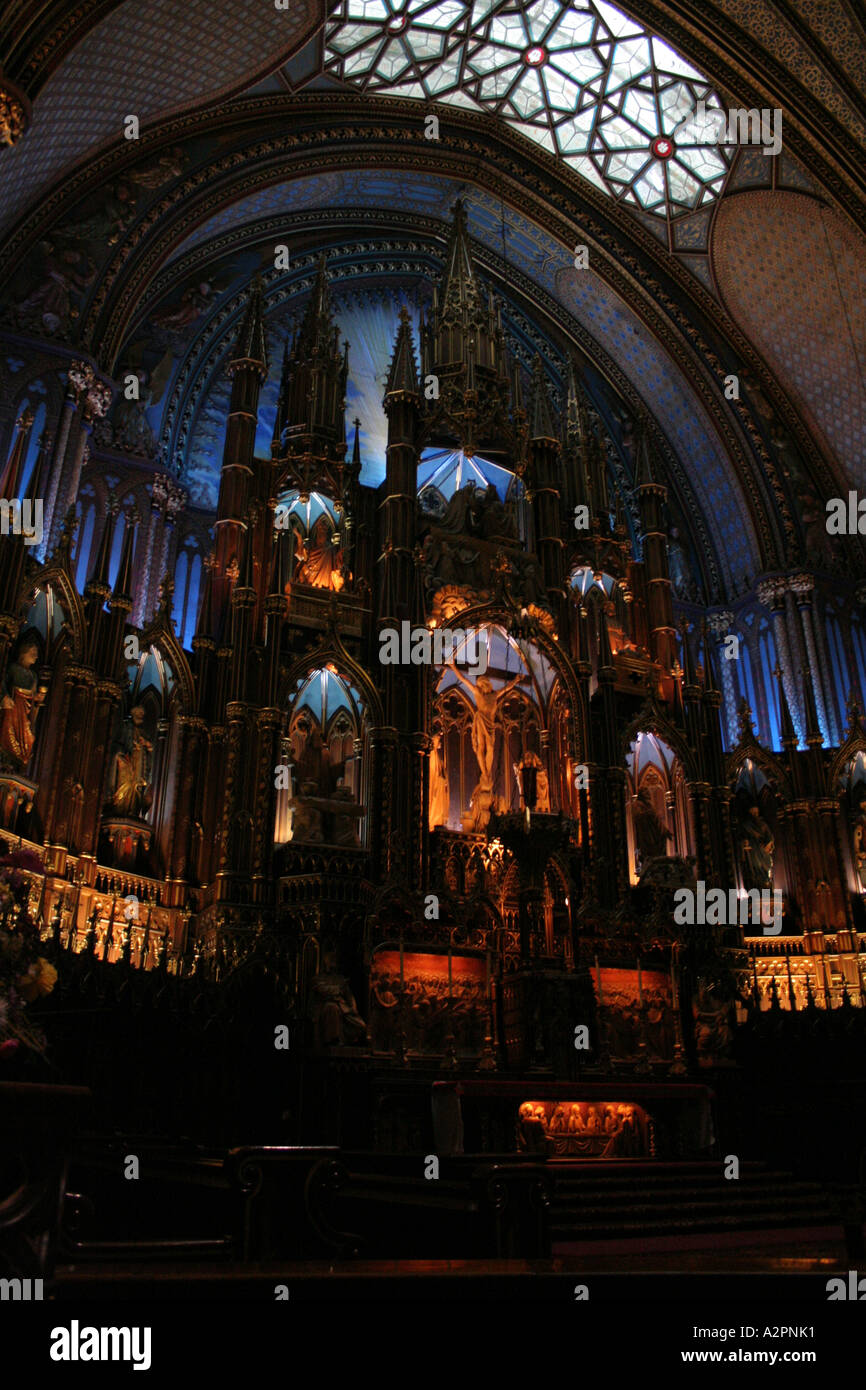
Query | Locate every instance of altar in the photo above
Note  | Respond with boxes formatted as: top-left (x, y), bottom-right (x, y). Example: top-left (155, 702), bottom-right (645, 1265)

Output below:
top-left (431, 1079), bottom-right (716, 1159)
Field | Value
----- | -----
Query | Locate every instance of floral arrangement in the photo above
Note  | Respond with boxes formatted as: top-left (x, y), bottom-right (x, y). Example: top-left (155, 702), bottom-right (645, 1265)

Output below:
top-left (0, 847), bottom-right (57, 1058)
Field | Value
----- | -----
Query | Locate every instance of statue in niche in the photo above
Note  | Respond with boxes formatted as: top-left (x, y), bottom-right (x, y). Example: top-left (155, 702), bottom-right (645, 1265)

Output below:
top-left (439, 481), bottom-right (478, 536)
top-left (518, 558), bottom-right (547, 607)
top-left (737, 800), bottom-right (774, 891)
top-left (111, 382), bottom-right (156, 456)
top-left (632, 786), bottom-right (673, 872)
top-left (446, 664), bottom-right (524, 792)
top-left (645, 990), bottom-right (675, 1058)
top-left (290, 781), bottom-right (324, 843)
top-left (514, 751), bottom-right (550, 813)
top-left (295, 515), bottom-right (343, 590)
top-left (0, 639), bottom-right (45, 769)
top-left (667, 527), bottom-right (695, 600)
top-left (479, 483), bottom-right (517, 541)
top-left (429, 731), bottom-right (450, 829)
top-left (109, 704), bottom-right (153, 818)
top-left (330, 784), bottom-right (361, 847)
top-left (309, 946), bottom-right (368, 1048)
top-left (434, 480), bottom-right (519, 546)
top-left (290, 711), bottom-right (324, 790)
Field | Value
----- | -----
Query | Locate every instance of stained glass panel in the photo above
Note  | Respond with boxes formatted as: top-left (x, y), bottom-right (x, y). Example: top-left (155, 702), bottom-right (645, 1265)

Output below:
top-left (324, 0), bottom-right (734, 224)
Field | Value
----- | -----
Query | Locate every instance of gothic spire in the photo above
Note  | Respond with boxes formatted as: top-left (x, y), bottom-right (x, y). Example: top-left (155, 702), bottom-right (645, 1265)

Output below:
top-left (384, 307), bottom-right (420, 399)
top-left (297, 254), bottom-right (333, 355)
top-left (565, 361), bottom-right (588, 445)
top-left (633, 416), bottom-right (656, 488)
top-left (88, 496), bottom-right (118, 593)
top-left (440, 198), bottom-right (479, 314)
top-left (230, 275), bottom-right (268, 379)
top-left (529, 355), bottom-right (557, 441)
top-left (112, 510), bottom-right (138, 605)
top-left (350, 417), bottom-right (362, 476)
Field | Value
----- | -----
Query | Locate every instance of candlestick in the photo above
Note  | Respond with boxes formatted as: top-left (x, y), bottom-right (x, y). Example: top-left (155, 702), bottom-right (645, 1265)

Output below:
top-left (594, 955), bottom-right (603, 1006)
top-left (637, 956), bottom-right (644, 1007)
top-left (485, 949), bottom-right (490, 998)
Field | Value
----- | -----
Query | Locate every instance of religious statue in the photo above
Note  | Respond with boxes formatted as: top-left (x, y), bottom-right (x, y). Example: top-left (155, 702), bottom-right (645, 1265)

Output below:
top-left (0, 639), bottom-right (45, 769)
top-left (479, 483), bottom-right (517, 541)
top-left (518, 558), bottom-right (546, 607)
top-left (514, 751), bottom-right (550, 813)
top-left (737, 801), bottom-right (774, 891)
top-left (517, 1101), bottom-right (548, 1154)
top-left (667, 527), bottom-right (694, 600)
top-left (290, 781), bottom-right (324, 842)
top-left (447, 663), bottom-right (524, 791)
top-left (631, 786), bottom-right (673, 872)
top-left (439, 481), bottom-right (478, 536)
top-left (309, 947), bottom-right (368, 1048)
top-left (111, 390), bottom-right (156, 456)
top-left (645, 990), bottom-right (675, 1059)
top-left (289, 711), bottom-right (323, 790)
top-left (295, 515), bottom-right (343, 590)
top-left (429, 731), bottom-right (450, 829)
top-left (331, 784), bottom-right (361, 847)
top-left (109, 704), bottom-right (153, 818)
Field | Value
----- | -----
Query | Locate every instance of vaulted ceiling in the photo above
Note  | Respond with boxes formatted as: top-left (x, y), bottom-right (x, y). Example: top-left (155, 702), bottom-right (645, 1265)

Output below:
top-left (1, 0), bottom-right (864, 605)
